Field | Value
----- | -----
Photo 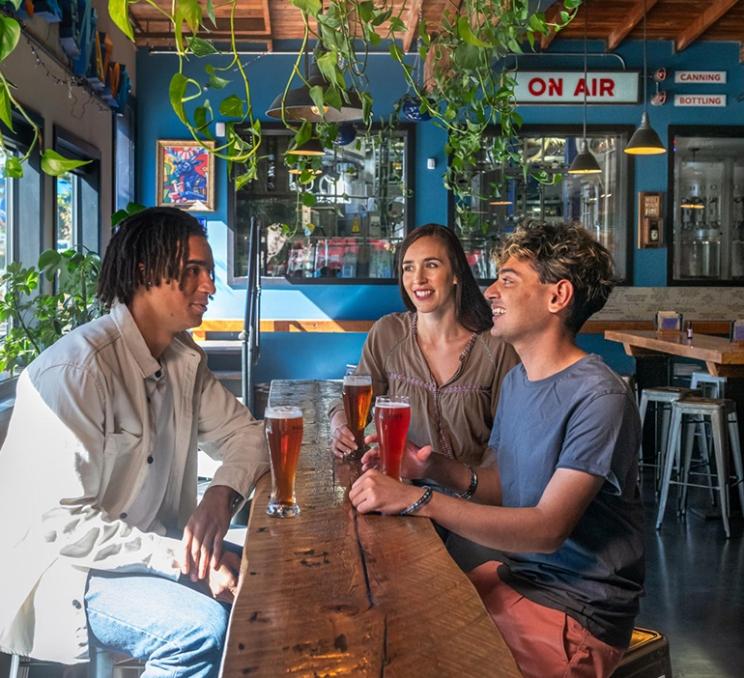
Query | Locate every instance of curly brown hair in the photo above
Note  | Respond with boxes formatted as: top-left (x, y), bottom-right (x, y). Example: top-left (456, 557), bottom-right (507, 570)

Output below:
top-left (498, 223), bottom-right (616, 334)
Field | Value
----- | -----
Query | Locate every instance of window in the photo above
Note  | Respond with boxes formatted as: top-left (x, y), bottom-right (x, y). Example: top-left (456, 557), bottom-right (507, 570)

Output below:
top-left (0, 147), bottom-right (14, 342)
top-left (455, 129), bottom-right (631, 282)
top-left (53, 129), bottom-right (101, 253)
top-left (670, 130), bottom-right (744, 284)
top-left (230, 126), bottom-right (412, 282)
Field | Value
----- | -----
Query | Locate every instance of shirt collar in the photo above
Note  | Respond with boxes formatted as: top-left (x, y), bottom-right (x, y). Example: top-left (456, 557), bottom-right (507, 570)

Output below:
top-left (110, 301), bottom-right (163, 380)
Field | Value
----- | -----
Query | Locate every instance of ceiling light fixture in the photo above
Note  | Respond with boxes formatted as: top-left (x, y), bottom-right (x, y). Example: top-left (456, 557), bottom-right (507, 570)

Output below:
top-left (624, 0), bottom-right (666, 155)
top-left (569, 1), bottom-right (601, 175)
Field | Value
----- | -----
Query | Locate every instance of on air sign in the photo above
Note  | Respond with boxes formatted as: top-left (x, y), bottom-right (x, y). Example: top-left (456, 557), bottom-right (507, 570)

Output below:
top-left (514, 71), bottom-right (639, 104)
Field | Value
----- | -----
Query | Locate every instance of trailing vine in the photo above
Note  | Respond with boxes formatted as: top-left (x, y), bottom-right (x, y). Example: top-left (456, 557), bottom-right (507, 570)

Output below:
top-left (0, 4), bottom-right (91, 177)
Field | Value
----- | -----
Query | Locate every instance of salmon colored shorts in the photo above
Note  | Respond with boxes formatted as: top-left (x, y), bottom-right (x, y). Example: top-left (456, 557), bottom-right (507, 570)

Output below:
top-left (468, 561), bottom-right (626, 678)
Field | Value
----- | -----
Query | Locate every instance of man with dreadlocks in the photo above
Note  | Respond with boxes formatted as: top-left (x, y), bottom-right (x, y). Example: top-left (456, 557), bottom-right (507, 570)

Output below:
top-left (0, 208), bottom-right (269, 677)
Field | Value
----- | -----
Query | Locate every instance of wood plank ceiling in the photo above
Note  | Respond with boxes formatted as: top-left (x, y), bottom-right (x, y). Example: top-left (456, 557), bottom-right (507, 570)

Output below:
top-left (129, 0), bottom-right (744, 56)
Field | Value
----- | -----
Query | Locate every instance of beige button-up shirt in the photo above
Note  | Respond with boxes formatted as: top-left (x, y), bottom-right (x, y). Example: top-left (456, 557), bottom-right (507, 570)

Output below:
top-left (0, 303), bottom-right (269, 663)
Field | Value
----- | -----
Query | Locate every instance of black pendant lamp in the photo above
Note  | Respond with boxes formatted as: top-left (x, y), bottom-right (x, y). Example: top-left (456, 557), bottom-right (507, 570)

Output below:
top-left (569, 1), bottom-right (601, 175)
top-left (624, 0), bottom-right (665, 155)
top-left (266, 50), bottom-right (364, 123)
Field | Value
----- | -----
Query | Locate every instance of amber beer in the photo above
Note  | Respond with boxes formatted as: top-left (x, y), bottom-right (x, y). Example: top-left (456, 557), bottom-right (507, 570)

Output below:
top-left (265, 405), bottom-right (304, 518)
top-left (374, 396), bottom-right (411, 481)
top-left (342, 374), bottom-right (373, 458)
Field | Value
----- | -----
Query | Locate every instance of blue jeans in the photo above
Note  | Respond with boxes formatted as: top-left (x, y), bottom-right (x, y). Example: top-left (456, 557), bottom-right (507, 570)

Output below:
top-left (85, 565), bottom-right (234, 678)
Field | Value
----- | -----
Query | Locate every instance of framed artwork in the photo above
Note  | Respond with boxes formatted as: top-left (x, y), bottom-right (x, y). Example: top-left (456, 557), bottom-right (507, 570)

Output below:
top-left (156, 140), bottom-right (215, 211)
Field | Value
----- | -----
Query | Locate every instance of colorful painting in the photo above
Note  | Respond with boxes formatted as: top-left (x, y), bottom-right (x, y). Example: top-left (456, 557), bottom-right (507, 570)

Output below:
top-left (156, 140), bottom-right (215, 211)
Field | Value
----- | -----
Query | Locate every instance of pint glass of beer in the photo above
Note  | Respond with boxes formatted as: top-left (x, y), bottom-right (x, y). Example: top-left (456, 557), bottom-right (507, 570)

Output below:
top-left (374, 396), bottom-right (411, 481)
top-left (342, 374), bottom-right (373, 459)
top-left (265, 405), bottom-right (304, 518)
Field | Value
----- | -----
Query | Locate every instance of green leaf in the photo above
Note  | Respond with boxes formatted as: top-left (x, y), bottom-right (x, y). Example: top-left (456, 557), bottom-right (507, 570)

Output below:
top-left (207, 72), bottom-right (230, 89)
top-left (169, 73), bottom-right (189, 125)
top-left (0, 15), bottom-right (21, 62)
top-left (108, 0), bottom-right (134, 42)
top-left (40, 150), bottom-right (91, 177)
top-left (559, 10), bottom-right (570, 23)
top-left (457, 16), bottom-right (488, 48)
top-left (528, 14), bottom-right (546, 33)
top-left (301, 192), bottom-right (316, 207)
top-left (0, 81), bottom-right (13, 131)
top-left (4, 155), bottom-right (22, 178)
top-left (563, 0), bottom-right (582, 9)
top-left (38, 249), bottom-right (61, 271)
top-left (205, 0), bottom-right (217, 26)
top-left (188, 36), bottom-right (218, 57)
top-left (111, 209), bottom-right (129, 226)
top-left (219, 95), bottom-right (245, 118)
top-left (308, 85), bottom-right (325, 116)
top-left (316, 51), bottom-right (339, 87)
top-left (324, 86), bottom-right (342, 111)
top-left (290, 0), bottom-right (321, 18)
top-left (357, 1), bottom-right (374, 22)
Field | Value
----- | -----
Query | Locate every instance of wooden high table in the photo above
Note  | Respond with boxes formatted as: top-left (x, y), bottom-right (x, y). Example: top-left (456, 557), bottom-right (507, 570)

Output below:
top-left (222, 380), bottom-right (520, 677)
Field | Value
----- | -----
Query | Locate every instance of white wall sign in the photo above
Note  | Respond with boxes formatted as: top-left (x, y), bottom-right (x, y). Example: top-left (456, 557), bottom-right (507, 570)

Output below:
top-left (674, 71), bottom-right (727, 84)
top-left (674, 94), bottom-right (727, 107)
top-left (514, 71), bottom-right (639, 104)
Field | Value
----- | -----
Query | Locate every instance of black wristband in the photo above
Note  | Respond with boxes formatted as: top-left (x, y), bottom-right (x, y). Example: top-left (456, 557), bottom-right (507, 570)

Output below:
top-left (399, 486), bottom-right (433, 516)
top-left (456, 466), bottom-right (478, 500)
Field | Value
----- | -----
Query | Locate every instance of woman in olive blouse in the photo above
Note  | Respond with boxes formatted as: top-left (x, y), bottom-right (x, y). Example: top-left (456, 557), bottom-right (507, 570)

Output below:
top-left (330, 224), bottom-right (518, 467)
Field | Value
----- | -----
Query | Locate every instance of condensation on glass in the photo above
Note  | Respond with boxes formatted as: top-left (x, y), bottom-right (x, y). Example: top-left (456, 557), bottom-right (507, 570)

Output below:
top-left (232, 128), bottom-right (409, 282)
top-left (457, 132), bottom-right (629, 282)
top-left (672, 135), bottom-right (744, 282)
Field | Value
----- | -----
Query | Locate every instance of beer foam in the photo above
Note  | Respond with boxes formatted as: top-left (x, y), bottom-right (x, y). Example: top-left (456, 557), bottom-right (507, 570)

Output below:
top-left (265, 405), bottom-right (303, 419)
top-left (343, 375), bottom-right (372, 386)
top-left (374, 401), bottom-right (410, 408)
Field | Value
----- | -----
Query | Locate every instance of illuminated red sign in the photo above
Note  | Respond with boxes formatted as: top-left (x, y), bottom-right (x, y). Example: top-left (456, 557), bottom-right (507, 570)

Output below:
top-left (514, 72), bottom-right (639, 104)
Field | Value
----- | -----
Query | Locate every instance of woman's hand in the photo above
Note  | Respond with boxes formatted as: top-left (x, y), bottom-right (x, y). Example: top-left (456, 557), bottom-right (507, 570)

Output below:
top-left (349, 469), bottom-right (424, 515)
top-left (361, 435), bottom-right (434, 480)
top-left (330, 411), bottom-right (357, 457)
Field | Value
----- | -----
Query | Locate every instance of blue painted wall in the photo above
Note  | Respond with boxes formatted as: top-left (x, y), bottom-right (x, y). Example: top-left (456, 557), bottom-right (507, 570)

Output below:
top-left (136, 40), bottom-right (744, 378)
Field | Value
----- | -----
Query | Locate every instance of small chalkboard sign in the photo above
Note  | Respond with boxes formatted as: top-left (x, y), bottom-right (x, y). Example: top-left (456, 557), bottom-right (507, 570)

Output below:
top-left (730, 319), bottom-right (744, 342)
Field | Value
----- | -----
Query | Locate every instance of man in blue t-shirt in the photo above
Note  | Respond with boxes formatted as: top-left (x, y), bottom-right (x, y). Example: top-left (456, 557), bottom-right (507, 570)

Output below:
top-left (350, 223), bottom-right (644, 678)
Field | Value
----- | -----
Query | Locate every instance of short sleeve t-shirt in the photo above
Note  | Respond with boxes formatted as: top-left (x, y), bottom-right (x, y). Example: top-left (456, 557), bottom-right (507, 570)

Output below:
top-left (486, 354), bottom-right (644, 647)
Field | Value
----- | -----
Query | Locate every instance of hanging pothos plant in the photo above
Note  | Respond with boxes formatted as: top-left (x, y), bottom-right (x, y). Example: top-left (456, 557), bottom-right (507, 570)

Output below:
top-left (98, 0), bottom-right (582, 237)
top-left (389, 0), bottom-right (582, 234)
top-left (0, 4), bottom-right (91, 177)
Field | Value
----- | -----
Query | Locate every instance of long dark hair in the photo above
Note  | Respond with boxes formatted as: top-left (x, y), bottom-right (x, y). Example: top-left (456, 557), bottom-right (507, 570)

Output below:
top-left (97, 207), bottom-right (207, 307)
top-left (397, 223), bottom-right (493, 333)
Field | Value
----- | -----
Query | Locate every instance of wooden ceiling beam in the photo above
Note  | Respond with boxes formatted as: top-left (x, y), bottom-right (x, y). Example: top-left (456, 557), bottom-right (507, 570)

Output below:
top-left (402, 0), bottom-right (424, 53)
top-left (261, 0), bottom-right (273, 51)
top-left (606, 0), bottom-right (659, 52)
top-left (539, 1), bottom-right (564, 51)
top-left (675, 0), bottom-right (739, 52)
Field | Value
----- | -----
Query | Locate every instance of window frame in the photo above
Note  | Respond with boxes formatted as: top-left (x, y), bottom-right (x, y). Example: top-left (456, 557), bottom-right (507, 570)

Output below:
top-left (227, 123), bottom-right (416, 287)
top-left (447, 123), bottom-right (635, 285)
top-left (667, 124), bottom-right (744, 287)
top-left (53, 126), bottom-right (101, 254)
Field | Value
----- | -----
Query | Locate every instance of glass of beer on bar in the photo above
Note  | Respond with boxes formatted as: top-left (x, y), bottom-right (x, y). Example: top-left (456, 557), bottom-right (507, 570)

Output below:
top-left (342, 373), bottom-right (373, 459)
top-left (265, 405), bottom-right (304, 518)
top-left (374, 396), bottom-right (411, 481)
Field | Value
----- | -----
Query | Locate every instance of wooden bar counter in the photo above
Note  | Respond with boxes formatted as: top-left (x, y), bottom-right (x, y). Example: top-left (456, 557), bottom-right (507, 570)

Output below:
top-left (222, 380), bottom-right (520, 677)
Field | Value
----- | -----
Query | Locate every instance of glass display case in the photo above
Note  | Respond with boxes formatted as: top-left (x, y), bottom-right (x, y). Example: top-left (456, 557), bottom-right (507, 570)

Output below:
top-left (456, 130), bottom-right (630, 282)
top-left (671, 133), bottom-right (744, 283)
top-left (231, 127), bottom-right (411, 282)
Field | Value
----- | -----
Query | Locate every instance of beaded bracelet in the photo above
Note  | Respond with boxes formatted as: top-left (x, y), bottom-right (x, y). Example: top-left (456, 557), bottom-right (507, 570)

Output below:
top-left (457, 466), bottom-right (478, 500)
top-left (399, 486), bottom-right (433, 516)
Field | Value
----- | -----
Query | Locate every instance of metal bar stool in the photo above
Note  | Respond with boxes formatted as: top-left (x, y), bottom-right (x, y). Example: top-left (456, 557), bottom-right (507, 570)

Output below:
top-left (638, 386), bottom-right (695, 488)
top-left (690, 371), bottom-right (727, 398)
top-left (656, 397), bottom-right (744, 538)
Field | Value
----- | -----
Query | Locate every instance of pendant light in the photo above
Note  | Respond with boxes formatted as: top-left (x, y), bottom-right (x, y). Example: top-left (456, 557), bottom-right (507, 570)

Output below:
top-left (569, 1), bottom-right (601, 175)
top-left (285, 137), bottom-right (325, 157)
top-left (624, 0), bottom-right (666, 155)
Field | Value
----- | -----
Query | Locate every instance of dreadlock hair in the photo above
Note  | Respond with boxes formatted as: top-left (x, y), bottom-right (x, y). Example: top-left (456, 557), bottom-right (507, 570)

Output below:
top-left (498, 222), bottom-right (617, 335)
top-left (97, 207), bottom-right (207, 307)
top-left (397, 223), bottom-right (493, 334)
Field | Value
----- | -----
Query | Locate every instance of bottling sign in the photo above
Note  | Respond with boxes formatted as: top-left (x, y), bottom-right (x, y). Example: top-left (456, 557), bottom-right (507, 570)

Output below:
top-left (514, 71), bottom-right (639, 104)
top-left (674, 94), bottom-right (727, 107)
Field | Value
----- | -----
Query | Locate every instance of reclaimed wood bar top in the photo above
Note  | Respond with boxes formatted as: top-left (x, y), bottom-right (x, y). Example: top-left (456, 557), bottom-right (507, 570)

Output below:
top-left (604, 329), bottom-right (744, 377)
top-left (222, 380), bottom-right (520, 677)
